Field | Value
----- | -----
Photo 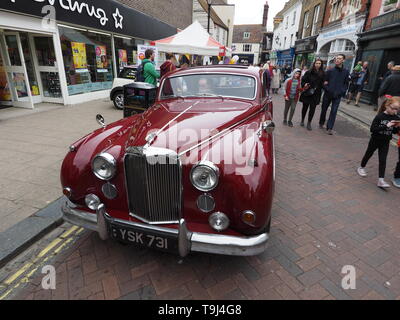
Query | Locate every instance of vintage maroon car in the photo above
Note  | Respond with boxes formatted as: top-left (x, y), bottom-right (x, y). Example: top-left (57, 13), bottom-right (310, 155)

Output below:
top-left (61, 65), bottom-right (275, 257)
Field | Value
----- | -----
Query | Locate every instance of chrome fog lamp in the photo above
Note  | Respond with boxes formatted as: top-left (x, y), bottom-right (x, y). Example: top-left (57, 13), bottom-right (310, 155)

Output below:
top-left (85, 194), bottom-right (101, 210)
top-left (190, 161), bottom-right (219, 192)
top-left (209, 212), bottom-right (230, 232)
top-left (92, 153), bottom-right (117, 181)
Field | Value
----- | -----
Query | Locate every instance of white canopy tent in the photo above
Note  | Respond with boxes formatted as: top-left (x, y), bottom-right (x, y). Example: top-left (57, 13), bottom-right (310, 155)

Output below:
top-left (150, 20), bottom-right (227, 57)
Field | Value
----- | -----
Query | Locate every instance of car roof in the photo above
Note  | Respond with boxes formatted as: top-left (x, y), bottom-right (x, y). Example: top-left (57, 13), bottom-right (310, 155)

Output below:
top-left (169, 65), bottom-right (262, 78)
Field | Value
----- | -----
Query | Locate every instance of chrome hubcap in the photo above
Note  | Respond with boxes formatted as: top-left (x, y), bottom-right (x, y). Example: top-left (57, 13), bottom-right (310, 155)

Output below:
top-left (115, 94), bottom-right (124, 107)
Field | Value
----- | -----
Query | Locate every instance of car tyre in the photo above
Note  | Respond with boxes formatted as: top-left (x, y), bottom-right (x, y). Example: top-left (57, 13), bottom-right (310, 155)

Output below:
top-left (113, 92), bottom-right (124, 110)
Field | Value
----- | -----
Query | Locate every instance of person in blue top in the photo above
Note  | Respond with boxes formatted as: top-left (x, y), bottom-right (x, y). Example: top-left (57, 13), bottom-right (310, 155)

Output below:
top-left (319, 54), bottom-right (350, 135)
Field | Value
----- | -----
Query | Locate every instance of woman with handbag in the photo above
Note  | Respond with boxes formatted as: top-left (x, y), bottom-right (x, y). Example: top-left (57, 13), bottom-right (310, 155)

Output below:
top-left (300, 59), bottom-right (325, 131)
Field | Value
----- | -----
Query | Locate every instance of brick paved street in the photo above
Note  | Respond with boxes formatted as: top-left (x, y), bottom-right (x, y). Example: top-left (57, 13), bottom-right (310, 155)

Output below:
top-left (9, 96), bottom-right (400, 300)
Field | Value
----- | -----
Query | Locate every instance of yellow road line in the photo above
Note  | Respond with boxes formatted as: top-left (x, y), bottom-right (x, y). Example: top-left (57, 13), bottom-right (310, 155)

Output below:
top-left (4, 263), bottom-right (34, 286)
top-left (60, 226), bottom-right (79, 239)
top-left (1, 225), bottom-right (82, 296)
top-left (37, 238), bottom-right (63, 258)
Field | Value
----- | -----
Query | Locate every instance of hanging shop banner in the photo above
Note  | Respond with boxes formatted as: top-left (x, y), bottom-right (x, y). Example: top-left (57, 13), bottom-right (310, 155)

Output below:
top-left (118, 49), bottom-right (128, 70)
top-left (0, 0), bottom-right (177, 41)
top-left (137, 45), bottom-right (159, 67)
top-left (71, 42), bottom-right (87, 70)
top-left (96, 45), bottom-right (108, 71)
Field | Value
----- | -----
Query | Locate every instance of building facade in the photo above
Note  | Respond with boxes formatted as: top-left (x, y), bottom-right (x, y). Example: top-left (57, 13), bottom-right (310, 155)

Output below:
top-left (193, 0), bottom-right (234, 48)
top-left (0, 0), bottom-right (188, 109)
top-left (232, 25), bottom-right (263, 65)
top-left (260, 1), bottom-right (274, 63)
top-left (271, 0), bottom-right (303, 67)
top-left (316, 0), bottom-right (370, 71)
top-left (295, 0), bottom-right (328, 68)
top-left (358, 0), bottom-right (400, 105)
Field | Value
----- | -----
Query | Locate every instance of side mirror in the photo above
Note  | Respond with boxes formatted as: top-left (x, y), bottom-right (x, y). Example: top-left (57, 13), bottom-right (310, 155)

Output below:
top-left (262, 120), bottom-right (275, 134)
top-left (96, 114), bottom-right (106, 128)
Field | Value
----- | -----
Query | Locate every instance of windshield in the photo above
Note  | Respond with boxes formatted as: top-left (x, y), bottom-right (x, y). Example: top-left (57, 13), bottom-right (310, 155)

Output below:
top-left (160, 74), bottom-right (257, 100)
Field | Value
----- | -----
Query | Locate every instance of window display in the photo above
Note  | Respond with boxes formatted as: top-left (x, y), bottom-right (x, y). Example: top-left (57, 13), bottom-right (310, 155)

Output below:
top-left (59, 26), bottom-right (114, 96)
top-left (114, 37), bottom-right (144, 71)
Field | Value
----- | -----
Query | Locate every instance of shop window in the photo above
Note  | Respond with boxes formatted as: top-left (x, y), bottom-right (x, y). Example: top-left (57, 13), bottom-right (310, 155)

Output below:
top-left (20, 33), bottom-right (40, 96)
top-left (344, 40), bottom-right (355, 52)
top-left (34, 37), bottom-right (57, 67)
top-left (5, 35), bottom-right (21, 66)
top-left (0, 54), bottom-right (11, 102)
top-left (114, 36), bottom-right (144, 72)
top-left (59, 26), bottom-right (114, 96)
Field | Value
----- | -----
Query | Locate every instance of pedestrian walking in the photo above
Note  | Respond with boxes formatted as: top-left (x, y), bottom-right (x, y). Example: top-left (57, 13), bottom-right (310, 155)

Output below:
top-left (376, 61), bottom-right (395, 111)
top-left (283, 69), bottom-right (305, 127)
top-left (300, 59), bottom-right (325, 131)
top-left (379, 65), bottom-right (400, 98)
top-left (394, 130), bottom-right (400, 188)
top-left (357, 96), bottom-right (400, 188)
top-left (160, 53), bottom-right (177, 78)
top-left (319, 54), bottom-right (350, 135)
top-left (354, 61), bottom-right (370, 107)
top-left (142, 49), bottom-right (160, 86)
top-left (271, 66), bottom-right (281, 94)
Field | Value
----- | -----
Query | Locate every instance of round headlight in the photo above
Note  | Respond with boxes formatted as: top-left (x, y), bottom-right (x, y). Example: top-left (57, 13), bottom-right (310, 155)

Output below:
top-left (190, 161), bottom-right (219, 192)
top-left (92, 153), bottom-right (117, 181)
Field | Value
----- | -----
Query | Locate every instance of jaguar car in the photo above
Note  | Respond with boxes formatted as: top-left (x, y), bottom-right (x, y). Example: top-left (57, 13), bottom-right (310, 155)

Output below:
top-left (61, 65), bottom-right (275, 257)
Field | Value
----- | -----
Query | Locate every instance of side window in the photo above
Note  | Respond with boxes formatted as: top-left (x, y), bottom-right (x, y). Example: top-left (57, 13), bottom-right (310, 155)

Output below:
top-left (119, 68), bottom-right (136, 80)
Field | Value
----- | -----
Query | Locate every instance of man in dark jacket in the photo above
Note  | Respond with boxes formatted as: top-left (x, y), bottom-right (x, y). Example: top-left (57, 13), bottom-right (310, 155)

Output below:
top-left (379, 65), bottom-right (400, 98)
top-left (319, 54), bottom-right (350, 135)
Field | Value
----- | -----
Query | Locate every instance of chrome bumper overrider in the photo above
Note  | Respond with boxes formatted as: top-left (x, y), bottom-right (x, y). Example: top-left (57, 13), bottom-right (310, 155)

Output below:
top-left (62, 202), bottom-right (269, 257)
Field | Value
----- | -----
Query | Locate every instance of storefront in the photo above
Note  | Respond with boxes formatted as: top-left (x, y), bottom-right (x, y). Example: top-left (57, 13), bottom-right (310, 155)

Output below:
top-left (358, 9), bottom-right (400, 105)
top-left (294, 36), bottom-right (317, 69)
top-left (0, 0), bottom-right (176, 108)
top-left (316, 18), bottom-right (364, 71)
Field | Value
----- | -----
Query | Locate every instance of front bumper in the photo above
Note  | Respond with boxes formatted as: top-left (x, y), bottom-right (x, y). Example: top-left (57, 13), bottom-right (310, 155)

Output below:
top-left (62, 202), bottom-right (269, 257)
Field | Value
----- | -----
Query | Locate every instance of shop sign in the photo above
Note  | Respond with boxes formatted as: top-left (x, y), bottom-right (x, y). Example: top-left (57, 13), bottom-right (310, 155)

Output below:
top-left (319, 22), bottom-right (363, 41)
top-left (0, 0), bottom-right (176, 40)
top-left (371, 9), bottom-right (400, 30)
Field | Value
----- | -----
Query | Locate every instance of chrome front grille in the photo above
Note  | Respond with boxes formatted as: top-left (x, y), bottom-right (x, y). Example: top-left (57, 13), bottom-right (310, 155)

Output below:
top-left (124, 147), bottom-right (182, 224)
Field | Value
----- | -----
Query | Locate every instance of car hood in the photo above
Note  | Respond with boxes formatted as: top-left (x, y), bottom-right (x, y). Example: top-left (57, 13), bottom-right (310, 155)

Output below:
top-left (127, 98), bottom-right (259, 154)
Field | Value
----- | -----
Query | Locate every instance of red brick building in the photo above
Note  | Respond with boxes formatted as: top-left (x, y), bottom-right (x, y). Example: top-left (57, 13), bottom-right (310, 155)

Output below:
top-left (116, 0), bottom-right (193, 30)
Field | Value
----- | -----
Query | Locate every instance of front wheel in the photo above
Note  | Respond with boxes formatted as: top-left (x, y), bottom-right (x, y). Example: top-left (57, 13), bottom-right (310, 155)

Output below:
top-left (113, 92), bottom-right (124, 110)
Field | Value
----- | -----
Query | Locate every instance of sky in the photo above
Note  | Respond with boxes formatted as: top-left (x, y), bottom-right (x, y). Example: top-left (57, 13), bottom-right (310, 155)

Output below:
top-left (227, 0), bottom-right (285, 31)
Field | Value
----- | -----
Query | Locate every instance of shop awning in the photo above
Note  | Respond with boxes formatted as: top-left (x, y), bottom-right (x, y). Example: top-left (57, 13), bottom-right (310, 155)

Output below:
top-left (150, 21), bottom-right (227, 56)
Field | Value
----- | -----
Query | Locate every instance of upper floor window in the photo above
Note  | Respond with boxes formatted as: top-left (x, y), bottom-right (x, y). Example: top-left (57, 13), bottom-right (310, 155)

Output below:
top-left (347, 0), bottom-right (361, 13)
top-left (292, 11), bottom-right (297, 25)
top-left (311, 5), bottom-right (321, 36)
top-left (302, 11), bottom-right (310, 38)
top-left (243, 44), bottom-right (252, 52)
top-left (285, 16), bottom-right (289, 29)
top-left (380, 0), bottom-right (400, 14)
top-left (243, 32), bottom-right (251, 39)
top-left (330, 0), bottom-right (343, 22)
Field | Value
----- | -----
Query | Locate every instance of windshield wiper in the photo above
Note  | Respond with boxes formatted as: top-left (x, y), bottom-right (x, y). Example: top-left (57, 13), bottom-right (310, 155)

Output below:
top-left (162, 95), bottom-right (186, 101)
top-left (196, 93), bottom-right (225, 101)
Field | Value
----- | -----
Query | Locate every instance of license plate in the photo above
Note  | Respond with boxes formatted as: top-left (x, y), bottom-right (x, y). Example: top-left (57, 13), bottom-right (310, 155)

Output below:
top-left (109, 221), bottom-right (179, 254)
